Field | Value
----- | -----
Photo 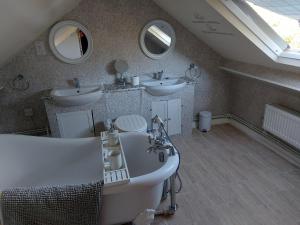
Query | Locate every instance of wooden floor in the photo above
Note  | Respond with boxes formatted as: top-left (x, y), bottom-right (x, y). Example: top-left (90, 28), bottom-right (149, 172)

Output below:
top-left (153, 124), bottom-right (300, 225)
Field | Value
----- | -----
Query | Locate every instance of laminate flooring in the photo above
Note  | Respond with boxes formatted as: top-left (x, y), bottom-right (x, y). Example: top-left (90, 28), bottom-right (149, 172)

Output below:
top-left (153, 124), bottom-right (300, 225)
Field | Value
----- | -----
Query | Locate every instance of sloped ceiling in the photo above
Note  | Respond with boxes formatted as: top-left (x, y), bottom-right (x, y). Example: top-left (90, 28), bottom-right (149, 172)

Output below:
top-left (154, 0), bottom-right (300, 71)
top-left (0, 0), bottom-right (82, 67)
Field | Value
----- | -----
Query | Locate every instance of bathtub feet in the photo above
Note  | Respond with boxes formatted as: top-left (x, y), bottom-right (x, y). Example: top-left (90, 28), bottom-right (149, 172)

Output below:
top-left (155, 204), bottom-right (177, 217)
top-left (155, 173), bottom-right (178, 217)
top-left (132, 209), bottom-right (155, 225)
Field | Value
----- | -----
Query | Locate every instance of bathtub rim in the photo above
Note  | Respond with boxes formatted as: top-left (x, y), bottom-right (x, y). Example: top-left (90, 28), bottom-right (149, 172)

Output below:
top-left (103, 132), bottom-right (179, 195)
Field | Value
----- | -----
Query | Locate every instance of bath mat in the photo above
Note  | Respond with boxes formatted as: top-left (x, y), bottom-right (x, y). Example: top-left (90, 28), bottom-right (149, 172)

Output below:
top-left (0, 181), bottom-right (103, 225)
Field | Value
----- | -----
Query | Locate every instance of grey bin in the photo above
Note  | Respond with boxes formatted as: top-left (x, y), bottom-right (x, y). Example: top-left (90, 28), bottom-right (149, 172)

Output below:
top-left (199, 111), bottom-right (212, 132)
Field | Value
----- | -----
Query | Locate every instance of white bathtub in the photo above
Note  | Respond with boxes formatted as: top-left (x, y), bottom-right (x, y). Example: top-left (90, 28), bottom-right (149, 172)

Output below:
top-left (0, 132), bottom-right (179, 225)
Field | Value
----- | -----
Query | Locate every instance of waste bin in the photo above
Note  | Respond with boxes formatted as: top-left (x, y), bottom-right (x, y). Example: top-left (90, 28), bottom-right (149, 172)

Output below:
top-left (199, 111), bottom-right (212, 132)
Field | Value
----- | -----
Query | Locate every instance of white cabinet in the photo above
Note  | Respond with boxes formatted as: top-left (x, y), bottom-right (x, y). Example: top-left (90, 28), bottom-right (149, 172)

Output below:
top-left (167, 99), bottom-right (182, 135)
top-left (151, 98), bottom-right (181, 136)
top-left (56, 110), bottom-right (95, 138)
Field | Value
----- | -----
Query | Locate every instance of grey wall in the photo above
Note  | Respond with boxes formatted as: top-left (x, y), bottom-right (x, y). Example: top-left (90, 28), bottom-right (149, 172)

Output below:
top-left (0, 0), bottom-right (230, 133)
top-left (224, 60), bottom-right (300, 128)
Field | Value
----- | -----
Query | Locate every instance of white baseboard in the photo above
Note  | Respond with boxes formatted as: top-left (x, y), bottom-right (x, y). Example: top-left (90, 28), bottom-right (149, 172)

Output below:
top-left (206, 115), bottom-right (300, 167)
top-left (212, 117), bottom-right (230, 125)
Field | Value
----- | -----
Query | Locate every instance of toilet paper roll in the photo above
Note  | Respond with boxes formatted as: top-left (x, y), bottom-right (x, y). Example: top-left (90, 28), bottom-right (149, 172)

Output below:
top-left (131, 76), bottom-right (139, 86)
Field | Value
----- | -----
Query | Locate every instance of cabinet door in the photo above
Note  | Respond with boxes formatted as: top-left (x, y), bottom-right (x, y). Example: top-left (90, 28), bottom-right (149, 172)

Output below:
top-left (167, 98), bottom-right (181, 136)
top-left (56, 110), bottom-right (95, 138)
top-left (151, 100), bottom-right (168, 130)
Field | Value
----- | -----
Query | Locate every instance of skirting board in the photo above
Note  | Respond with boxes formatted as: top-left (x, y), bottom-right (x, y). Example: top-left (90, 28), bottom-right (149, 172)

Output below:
top-left (208, 115), bottom-right (300, 167)
top-left (192, 117), bottom-right (230, 128)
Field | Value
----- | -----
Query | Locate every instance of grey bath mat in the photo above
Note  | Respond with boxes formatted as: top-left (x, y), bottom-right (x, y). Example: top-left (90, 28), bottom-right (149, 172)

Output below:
top-left (0, 181), bottom-right (103, 225)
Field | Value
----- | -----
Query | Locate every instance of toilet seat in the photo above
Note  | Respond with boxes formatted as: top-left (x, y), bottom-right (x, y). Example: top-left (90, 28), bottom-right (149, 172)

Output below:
top-left (114, 115), bottom-right (147, 132)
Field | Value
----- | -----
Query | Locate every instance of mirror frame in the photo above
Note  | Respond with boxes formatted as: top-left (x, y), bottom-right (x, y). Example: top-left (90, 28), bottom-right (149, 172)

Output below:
top-left (139, 20), bottom-right (176, 60)
top-left (49, 20), bottom-right (93, 64)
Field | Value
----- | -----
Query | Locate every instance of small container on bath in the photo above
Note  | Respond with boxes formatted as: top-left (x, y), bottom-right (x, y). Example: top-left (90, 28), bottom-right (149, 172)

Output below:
top-left (107, 129), bottom-right (119, 146)
top-left (108, 150), bottom-right (123, 170)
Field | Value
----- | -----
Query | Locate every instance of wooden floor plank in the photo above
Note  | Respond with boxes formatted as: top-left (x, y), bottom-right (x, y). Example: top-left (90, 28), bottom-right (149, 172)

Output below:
top-left (154, 124), bottom-right (300, 225)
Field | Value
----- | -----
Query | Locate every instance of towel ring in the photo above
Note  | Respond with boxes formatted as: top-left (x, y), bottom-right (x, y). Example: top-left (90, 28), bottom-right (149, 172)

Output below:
top-left (10, 74), bottom-right (30, 91)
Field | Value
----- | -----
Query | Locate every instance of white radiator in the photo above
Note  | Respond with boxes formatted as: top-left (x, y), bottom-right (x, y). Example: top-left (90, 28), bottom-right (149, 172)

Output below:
top-left (263, 104), bottom-right (300, 149)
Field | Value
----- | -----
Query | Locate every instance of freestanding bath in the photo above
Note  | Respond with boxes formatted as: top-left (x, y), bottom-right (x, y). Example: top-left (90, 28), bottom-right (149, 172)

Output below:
top-left (0, 132), bottom-right (179, 225)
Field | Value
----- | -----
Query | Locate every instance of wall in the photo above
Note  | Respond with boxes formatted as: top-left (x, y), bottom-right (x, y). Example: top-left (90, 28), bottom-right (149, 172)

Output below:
top-left (0, 0), bottom-right (230, 133)
top-left (224, 60), bottom-right (300, 128)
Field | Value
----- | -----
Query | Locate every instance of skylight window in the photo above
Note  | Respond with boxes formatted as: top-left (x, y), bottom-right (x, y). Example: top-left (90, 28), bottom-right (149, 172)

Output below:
top-left (246, 1), bottom-right (300, 52)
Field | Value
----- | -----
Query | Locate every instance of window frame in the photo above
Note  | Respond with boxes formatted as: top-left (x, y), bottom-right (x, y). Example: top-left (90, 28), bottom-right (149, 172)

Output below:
top-left (207, 0), bottom-right (300, 67)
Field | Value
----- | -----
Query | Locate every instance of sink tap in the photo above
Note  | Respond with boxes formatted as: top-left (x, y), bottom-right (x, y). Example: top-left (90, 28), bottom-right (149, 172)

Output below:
top-left (153, 70), bottom-right (164, 80)
top-left (73, 78), bottom-right (80, 89)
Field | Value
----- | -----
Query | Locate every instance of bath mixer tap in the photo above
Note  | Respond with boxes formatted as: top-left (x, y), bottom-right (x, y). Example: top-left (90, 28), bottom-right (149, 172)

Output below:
top-left (147, 142), bottom-right (176, 156)
top-left (147, 115), bottom-right (176, 156)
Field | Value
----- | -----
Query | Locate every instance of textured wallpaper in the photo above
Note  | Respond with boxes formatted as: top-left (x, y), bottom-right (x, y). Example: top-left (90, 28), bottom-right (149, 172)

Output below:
top-left (0, 0), bottom-right (230, 133)
top-left (224, 60), bottom-right (300, 128)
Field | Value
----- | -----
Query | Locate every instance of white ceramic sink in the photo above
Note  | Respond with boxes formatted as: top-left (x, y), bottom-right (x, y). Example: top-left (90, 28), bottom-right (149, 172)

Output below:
top-left (142, 78), bottom-right (186, 96)
top-left (50, 86), bottom-right (104, 106)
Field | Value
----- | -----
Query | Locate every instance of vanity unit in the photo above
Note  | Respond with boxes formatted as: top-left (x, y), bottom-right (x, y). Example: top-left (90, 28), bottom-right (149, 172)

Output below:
top-left (44, 82), bottom-right (194, 138)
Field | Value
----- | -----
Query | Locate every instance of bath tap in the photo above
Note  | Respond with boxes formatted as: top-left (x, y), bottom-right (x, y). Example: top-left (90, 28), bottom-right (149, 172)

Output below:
top-left (73, 78), bottom-right (80, 89)
top-left (147, 143), bottom-right (176, 156)
top-left (148, 115), bottom-right (176, 156)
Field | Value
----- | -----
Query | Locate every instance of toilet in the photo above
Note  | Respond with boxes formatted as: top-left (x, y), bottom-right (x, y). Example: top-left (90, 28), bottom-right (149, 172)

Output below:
top-left (114, 114), bottom-right (147, 132)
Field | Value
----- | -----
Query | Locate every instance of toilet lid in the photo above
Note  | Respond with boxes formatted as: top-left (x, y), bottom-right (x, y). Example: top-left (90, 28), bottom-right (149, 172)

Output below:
top-left (115, 115), bottom-right (147, 132)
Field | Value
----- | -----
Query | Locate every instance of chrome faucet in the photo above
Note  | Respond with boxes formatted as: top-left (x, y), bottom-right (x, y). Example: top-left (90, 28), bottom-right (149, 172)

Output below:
top-left (147, 115), bottom-right (176, 156)
top-left (147, 140), bottom-right (176, 156)
top-left (73, 78), bottom-right (80, 89)
top-left (153, 70), bottom-right (164, 80)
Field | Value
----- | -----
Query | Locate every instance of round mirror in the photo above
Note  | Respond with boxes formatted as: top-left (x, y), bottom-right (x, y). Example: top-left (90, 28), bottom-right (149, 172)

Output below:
top-left (49, 21), bottom-right (93, 64)
top-left (139, 20), bottom-right (176, 60)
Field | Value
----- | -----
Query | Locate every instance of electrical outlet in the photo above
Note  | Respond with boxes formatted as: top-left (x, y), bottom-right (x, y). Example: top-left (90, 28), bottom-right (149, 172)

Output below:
top-left (24, 108), bottom-right (33, 117)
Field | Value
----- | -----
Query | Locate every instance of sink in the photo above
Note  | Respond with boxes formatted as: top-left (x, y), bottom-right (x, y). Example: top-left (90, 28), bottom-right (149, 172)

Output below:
top-left (50, 86), bottom-right (104, 106)
top-left (142, 78), bottom-right (186, 96)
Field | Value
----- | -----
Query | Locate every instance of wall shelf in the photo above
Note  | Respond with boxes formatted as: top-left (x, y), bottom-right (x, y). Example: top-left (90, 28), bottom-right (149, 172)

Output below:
top-left (220, 66), bottom-right (300, 93)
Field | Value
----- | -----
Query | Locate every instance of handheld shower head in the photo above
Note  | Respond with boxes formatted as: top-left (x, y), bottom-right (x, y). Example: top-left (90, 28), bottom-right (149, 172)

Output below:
top-left (152, 115), bottom-right (164, 126)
